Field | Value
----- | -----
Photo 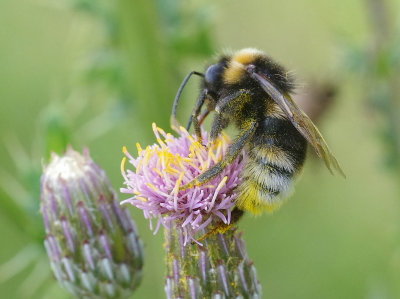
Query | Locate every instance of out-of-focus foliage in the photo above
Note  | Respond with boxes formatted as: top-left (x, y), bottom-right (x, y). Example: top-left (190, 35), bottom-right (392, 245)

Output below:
top-left (0, 0), bottom-right (399, 298)
top-left (0, 0), bottom-right (213, 297)
top-left (343, 0), bottom-right (400, 175)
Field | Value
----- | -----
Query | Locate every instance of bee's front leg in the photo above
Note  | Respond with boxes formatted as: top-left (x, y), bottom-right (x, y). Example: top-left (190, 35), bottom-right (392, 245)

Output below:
top-left (185, 89), bottom-right (208, 142)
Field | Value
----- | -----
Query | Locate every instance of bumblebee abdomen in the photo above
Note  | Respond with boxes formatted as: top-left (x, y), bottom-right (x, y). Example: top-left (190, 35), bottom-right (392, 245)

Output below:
top-left (236, 155), bottom-right (294, 214)
top-left (235, 117), bottom-right (307, 214)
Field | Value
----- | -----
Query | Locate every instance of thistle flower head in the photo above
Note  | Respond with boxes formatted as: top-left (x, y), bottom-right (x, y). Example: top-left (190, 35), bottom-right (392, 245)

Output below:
top-left (121, 123), bottom-right (245, 244)
top-left (40, 147), bottom-right (143, 298)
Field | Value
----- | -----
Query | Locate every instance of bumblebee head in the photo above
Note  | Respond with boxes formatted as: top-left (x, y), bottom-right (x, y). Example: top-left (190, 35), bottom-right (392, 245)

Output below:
top-left (203, 57), bottom-right (229, 98)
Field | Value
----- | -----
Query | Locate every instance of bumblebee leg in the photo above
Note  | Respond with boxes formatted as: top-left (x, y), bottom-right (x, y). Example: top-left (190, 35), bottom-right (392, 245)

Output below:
top-left (195, 207), bottom-right (245, 243)
top-left (181, 121), bottom-right (257, 190)
top-left (210, 89), bottom-right (252, 141)
top-left (186, 89), bottom-right (208, 141)
top-left (198, 103), bottom-right (213, 126)
top-left (209, 112), bottom-right (228, 143)
top-left (215, 89), bottom-right (251, 114)
top-left (171, 71), bottom-right (204, 131)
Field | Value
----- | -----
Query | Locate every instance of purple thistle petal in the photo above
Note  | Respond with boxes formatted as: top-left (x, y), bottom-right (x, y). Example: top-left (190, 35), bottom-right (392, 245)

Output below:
top-left (213, 210), bottom-right (228, 224)
top-left (181, 213), bottom-right (193, 228)
top-left (196, 216), bottom-right (213, 233)
top-left (153, 217), bottom-right (162, 235)
top-left (192, 213), bottom-right (202, 228)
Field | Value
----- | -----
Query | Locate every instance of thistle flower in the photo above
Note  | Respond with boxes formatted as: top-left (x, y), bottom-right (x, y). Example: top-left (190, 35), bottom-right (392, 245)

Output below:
top-left (121, 124), bottom-right (261, 298)
top-left (40, 147), bottom-right (143, 298)
top-left (121, 123), bottom-right (244, 244)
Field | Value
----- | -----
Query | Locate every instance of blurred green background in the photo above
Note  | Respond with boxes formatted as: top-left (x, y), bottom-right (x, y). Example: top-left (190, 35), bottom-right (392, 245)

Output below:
top-left (1, 0), bottom-right (400, 298)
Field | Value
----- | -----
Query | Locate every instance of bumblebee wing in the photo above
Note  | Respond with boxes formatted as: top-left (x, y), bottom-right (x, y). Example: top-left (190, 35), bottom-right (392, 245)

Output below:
top-left (251, 72), bottom-right (345, 177)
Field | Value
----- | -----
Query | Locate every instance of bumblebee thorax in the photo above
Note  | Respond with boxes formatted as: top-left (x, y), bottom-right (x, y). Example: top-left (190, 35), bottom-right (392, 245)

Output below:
top-left (223, 48), bottom-right (264, 85)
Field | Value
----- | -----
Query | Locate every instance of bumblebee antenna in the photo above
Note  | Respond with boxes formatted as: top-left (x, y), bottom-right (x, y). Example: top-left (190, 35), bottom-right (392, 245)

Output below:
top-left (171, 71), bottom-right (204, 131)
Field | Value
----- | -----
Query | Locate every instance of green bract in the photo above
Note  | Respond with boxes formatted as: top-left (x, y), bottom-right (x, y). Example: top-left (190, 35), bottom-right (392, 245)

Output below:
top-left (165, 223), bottom-right (261, 299)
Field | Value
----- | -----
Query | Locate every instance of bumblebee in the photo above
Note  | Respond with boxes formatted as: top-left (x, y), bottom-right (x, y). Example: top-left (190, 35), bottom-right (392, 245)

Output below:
top-left (171, 48), bottom-right (344, 222)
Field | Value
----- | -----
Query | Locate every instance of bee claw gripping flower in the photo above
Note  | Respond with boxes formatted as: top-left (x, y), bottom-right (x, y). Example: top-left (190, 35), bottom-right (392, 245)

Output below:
top-left (121, 124), bottom-right (261, 298)
top-left (40, 147), bottom-right (143, 298)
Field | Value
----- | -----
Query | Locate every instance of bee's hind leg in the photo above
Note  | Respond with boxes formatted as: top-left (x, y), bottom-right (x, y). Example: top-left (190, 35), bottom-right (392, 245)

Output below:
top-left (180, 120), bottom-right (258, 190)
top-left (195, 207), bottom-right (245, 243)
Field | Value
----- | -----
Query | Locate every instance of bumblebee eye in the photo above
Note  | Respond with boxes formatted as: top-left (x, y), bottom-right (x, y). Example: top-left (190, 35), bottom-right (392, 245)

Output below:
top-left (205, 63), bottom-right (223, 84)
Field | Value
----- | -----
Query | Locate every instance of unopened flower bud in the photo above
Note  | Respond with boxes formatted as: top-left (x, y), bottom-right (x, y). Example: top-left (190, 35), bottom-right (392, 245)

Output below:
top-left (41, 147), bottom-right (143, 298)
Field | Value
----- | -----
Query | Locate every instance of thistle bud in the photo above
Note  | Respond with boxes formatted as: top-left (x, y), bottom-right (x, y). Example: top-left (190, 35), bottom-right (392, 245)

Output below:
top-left (41, 147), bottom-right (143, 298)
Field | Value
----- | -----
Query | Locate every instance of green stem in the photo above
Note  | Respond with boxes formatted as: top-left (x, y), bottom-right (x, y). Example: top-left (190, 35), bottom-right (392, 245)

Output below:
top-left (118, 0), bottom-right (177, 131)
